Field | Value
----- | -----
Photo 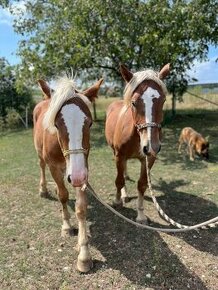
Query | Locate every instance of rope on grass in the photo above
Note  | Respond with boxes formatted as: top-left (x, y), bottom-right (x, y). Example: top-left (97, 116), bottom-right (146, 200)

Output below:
top-left (145, 156), bottom-right (218, 230)
top-left (85, 182), bottom-right (218, 233)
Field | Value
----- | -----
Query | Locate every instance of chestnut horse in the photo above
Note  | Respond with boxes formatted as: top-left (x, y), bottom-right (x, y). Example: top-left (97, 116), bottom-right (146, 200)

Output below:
top-left (105, 64), bottom-right (170, 223)
top-left (33, 76), bottom-right (103, 272)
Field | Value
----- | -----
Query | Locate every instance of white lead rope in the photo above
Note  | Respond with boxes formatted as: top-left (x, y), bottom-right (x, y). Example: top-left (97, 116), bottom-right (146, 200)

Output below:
top-left (84, 182), bottom-right (218, 233)
top-left (145, 156), bottom-right (218, 230)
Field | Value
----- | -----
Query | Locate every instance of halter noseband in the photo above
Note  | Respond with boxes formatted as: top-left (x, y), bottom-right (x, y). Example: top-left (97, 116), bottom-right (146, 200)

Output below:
top-left (136, 122), bottom-right (161, 131)
top-left (62, 148), bottom-right (88, 157)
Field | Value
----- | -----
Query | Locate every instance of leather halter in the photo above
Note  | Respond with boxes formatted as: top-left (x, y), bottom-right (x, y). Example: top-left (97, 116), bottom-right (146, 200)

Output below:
top-left (62, 148), bottom-right (88, 157)
top-left (136, 122), bottom-right (161, 132)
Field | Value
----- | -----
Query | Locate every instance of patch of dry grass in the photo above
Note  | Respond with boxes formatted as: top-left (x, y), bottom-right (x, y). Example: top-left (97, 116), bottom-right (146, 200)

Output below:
top-left (0, 97), bottom-right (218, 289)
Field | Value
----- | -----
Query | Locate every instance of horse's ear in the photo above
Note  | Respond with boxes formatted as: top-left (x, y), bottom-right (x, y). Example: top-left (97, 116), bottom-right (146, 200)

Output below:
top-left (119, 63), bottom-right (133, 83)
top-left (158, 63), bottom-right (170, 80)
top-left (37, 79), bottom-right (52, 99)
top-left (82, 78), bottom-right (104, 102)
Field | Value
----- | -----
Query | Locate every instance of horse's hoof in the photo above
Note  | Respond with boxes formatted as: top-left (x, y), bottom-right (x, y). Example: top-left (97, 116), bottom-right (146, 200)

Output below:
top-left (136, 217), bottom-right (148, 225)
top-left (77, 259), bottom-right (93, 273)
top-left (112, 200), bottom-right (123, 208)
top-left (39, 190), bottom-right (49, 198)
top-left (122, 196), bottom-right (130, 204)
top-left (61, 228), bottom-right (73, 238)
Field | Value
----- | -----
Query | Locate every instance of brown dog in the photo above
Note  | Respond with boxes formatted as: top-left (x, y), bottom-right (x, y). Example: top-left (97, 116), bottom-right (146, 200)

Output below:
top-left (178, 127), bottom-right (209, 161)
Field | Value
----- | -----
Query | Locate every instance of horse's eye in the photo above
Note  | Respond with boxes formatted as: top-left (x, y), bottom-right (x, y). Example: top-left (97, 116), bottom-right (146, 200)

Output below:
top-left (132, 101), bottom-right (136, 107)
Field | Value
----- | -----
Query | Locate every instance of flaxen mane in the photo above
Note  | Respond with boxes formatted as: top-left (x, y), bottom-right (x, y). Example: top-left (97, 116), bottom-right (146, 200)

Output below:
top-left (123, 69), bottom-right (168, 105)
top-left (43, 77), bottom-right (91, 134)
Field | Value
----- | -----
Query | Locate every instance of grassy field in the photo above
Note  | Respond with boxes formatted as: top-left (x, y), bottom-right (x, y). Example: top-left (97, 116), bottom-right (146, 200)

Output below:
top-left (0, 94), bottom-right (218, 289)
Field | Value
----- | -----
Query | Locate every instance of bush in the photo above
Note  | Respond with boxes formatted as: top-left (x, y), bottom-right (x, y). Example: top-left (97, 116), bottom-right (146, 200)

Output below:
top-left (0, 116), bottom-right (5, 131)
top-left (5, 108), bottom-right (21, 129)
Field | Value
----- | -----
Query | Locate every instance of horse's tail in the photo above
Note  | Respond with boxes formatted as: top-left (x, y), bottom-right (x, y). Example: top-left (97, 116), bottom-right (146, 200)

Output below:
top-left (38, 79), bottom-right (53, 99)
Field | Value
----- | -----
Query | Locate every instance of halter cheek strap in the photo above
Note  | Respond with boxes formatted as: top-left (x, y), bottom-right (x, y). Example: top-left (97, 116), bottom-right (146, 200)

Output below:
top-left (62, 148), bottom-right (88, 157)
top-left (136, 122), bottom-right (161, 131)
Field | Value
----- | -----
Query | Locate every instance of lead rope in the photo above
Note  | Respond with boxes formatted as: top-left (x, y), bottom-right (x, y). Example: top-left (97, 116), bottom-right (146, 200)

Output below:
top-left (83, 182), bottom-right (218, 233)
top-left (145, 156), bottom-right (218, 230)
top-left (146, 157), bottom-right (218, 229)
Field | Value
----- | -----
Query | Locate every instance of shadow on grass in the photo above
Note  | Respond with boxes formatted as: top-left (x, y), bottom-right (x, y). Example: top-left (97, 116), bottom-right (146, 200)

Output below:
top-left (85, 190), bottom-right (212, 289)
top-left (151, 178), bottom-right (218, 253)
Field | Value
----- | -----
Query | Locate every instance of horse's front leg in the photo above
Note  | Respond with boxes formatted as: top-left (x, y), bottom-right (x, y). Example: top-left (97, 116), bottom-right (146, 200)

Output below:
top-left (136, 157), bottom-right (155, 224)
top-left (38, 156), bottom-right (49, 198)
top-left (49, 165), bottom-right (72, 237)
top-left (114, 156), bottom-right (128, 206)
top-left (75, 187), bottom-right (92, 273)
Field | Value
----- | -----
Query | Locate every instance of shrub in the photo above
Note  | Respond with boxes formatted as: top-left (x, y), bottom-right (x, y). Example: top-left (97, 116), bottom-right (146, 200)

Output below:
top-left (5, 108), bottom-right (21, 129)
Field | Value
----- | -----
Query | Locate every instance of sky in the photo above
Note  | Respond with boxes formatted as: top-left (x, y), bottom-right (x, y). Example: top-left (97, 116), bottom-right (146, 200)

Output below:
top-left (0, 4), bottom-right (218, 84)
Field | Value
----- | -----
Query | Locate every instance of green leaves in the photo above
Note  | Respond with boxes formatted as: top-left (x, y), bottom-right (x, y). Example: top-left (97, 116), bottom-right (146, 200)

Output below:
top-left (7, 0), bottom-right (218, 97)
top-left (0, 58), bottom-right (34, 119)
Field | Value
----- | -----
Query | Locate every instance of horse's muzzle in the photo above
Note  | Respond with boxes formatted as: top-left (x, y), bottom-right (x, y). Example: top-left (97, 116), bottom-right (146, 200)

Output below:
top-left (67, 169), bottom-right (88, 187)
top-left (142, 144), bottom-right (161, 157)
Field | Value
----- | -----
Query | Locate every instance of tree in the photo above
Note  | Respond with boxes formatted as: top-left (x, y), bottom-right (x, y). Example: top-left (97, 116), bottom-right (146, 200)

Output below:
top-left (10, 0), bottom-right (218, 114)
top-left (0, 57), bottom-right (34, 126)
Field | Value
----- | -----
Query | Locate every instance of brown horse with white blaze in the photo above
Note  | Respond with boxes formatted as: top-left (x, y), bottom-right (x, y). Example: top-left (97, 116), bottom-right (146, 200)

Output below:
top-left (105, 64), bottom-right (170, 223)
top-left (33, 76), bottom-right (103, 272)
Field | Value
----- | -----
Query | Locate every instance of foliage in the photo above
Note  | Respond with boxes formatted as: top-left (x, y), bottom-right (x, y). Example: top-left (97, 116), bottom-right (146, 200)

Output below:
top-left (5, 108), bottom-right (21, 129)
top-left (0, 116), bottom-right (4, 131)
top-left (0, 57), bottom-right (34, 123)
top-left (0, 0), bottom-right (9, 7)
top-left (8, 1), bottom-right (218, 100)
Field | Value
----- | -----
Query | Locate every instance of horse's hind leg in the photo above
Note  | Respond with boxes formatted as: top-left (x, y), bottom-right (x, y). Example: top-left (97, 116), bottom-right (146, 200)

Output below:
top-left (38, 157), bottom-right (49, 198)
top-left (49, 165), bottom-right (72, 237)
top-left (75, 187), bottom-right (92, 272)
top-left (114, 156), bottom-right (129, 206)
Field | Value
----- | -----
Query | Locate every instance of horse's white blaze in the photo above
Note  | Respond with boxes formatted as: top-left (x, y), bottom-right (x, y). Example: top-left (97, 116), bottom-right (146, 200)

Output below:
top-left (141, 88), bottom-right (160, 150)
top-left (61, 104), bottom-right (87, 181)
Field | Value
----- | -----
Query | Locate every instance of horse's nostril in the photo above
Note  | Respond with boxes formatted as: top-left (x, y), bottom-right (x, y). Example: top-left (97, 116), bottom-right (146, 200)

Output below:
top-left (67, 175), bottom-right (71, 183)
top-left (143, 146), bottom-right (148, 155)
top-left (157, 145), bottom-right (161, 153)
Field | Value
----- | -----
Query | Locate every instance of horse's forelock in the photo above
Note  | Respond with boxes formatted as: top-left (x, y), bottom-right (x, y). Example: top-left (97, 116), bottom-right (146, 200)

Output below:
top-left (123, 70), bottom-right (167, 105)
top-left (43, 77), bottom-right (78, 133)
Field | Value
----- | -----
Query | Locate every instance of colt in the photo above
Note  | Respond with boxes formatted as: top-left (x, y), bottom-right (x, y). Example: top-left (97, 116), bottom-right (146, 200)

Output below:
top-left (105, 64), bottom-right (170, 223)
top-left (33, 76), bottom-right (103, 272)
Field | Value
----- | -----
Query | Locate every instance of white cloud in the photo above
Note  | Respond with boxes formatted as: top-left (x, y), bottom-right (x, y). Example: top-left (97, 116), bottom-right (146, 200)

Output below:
top-left (188, 57), bottom-right (218, 84)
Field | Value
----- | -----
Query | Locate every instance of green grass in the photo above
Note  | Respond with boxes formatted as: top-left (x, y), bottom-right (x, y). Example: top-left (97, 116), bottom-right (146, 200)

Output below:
top-left (0, 102), bottom-right (218, 289)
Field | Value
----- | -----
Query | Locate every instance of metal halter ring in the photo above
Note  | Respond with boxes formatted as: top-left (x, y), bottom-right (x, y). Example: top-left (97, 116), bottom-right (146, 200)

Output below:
top-left (62, 148), bottom-right (88, 157)
top-left (136, 122), bottom-right (161, 131)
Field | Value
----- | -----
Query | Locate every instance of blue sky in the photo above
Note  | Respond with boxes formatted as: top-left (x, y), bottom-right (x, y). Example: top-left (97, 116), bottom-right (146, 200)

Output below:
top-left (0, 5), bottom-right (217, 84)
